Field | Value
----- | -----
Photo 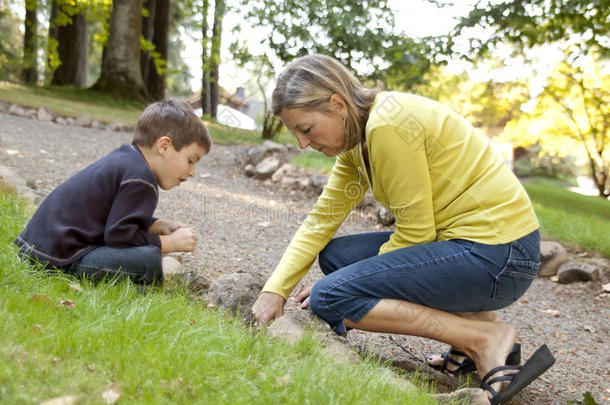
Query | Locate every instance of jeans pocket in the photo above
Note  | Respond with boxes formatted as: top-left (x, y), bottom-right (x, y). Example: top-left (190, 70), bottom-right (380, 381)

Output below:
top-left (492, 240), bottom-right (539, 302)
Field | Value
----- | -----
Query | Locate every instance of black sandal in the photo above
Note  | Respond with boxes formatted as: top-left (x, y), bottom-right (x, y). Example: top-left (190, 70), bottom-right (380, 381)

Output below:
top-left (480, 344), bottom-right (555, 405)
top-left (429, 343), bottom-right (521, 375)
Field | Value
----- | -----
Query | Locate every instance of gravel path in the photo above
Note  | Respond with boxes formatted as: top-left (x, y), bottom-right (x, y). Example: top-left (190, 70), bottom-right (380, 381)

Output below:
top-left (1, 113), bottom-right (608, 404)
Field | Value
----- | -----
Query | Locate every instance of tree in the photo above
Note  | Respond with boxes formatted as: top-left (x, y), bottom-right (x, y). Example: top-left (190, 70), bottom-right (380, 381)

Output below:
top-left (501, 56), bottom-right (609, 197)
top-left (199, 0), bottom-right (211, 115)
top-left (208, 0), bottom-right (224, 117)
top-left (50, 0), bottom-right (89, 87)
top-left (433, 0), bottom-right (610, 60)
top-left (0, 1), bottom-right (23, 81)
top-left (141, 0), bottom-right (171, 99)
top-left (94, 0), bottom-right (149, 100)
top-left (22, 0), bottom-right (38, 84)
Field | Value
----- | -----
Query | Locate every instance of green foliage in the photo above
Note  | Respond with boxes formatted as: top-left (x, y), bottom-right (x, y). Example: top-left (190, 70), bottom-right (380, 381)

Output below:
top-left (524, 180), bottom-right (610, 257)
top-left (567, 392), bottom-right (602, 405)
top-left (513, 152), bottom-right (578, 184)
top-left (0, 184), bottom-right (441, 405)
top-left (238, 0), bottom-right (431, 87)
top-left (290, 152), bottom-right (335, 174)
top-left (0, 3), bottom-right (23, 82)
top-left (434, 0), bottom-right (610, 59)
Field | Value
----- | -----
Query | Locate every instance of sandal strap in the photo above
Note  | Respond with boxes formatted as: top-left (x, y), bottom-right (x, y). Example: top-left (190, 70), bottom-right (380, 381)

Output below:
top-left (481, 364), bottom-right (520, 383)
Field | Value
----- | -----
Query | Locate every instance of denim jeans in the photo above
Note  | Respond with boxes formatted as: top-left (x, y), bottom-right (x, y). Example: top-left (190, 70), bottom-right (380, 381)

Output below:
top-left (309, 230), bottom-right (540, 335)
top-left (64, 245), bottom-right (163, 285)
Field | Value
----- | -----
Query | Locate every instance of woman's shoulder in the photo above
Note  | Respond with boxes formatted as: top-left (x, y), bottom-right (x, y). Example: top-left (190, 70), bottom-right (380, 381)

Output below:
top-left (367, 92), bottom-right (451, 132)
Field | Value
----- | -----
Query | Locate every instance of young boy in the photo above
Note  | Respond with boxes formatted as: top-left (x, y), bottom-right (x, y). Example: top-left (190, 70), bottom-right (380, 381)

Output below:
top-left (14, 99), bottom-right (211, 284)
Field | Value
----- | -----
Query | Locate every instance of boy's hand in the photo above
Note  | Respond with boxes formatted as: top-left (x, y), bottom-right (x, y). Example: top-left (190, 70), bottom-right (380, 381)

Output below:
top-left (160, 227), bottom-right (197, 253)
top-left (150, 219), bottom-right (186, 235)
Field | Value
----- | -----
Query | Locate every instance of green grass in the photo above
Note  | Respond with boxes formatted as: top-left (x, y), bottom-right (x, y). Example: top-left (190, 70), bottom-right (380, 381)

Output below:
top-left (290, 151), bottom-right (336, 174)
top-left (0, 183), bottom-right (443, 404)
top-left (523, 179), bottom-right (610, 257)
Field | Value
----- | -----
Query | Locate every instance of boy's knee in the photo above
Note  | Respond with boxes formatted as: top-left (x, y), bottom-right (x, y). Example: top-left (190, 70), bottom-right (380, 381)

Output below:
top-left (137, 245), bottom-right (163, 284)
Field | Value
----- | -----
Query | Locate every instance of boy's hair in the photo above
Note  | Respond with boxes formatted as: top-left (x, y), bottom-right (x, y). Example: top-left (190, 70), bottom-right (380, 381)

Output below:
top-left (133, 99), bottom-right (211, 152)
top-left (272, 54), bottom-right (381, 151)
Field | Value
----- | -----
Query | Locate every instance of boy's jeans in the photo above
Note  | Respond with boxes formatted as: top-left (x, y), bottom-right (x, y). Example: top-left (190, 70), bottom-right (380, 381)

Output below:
top-left (65, 245), bottom-right (163, 285)
top-left (309, 230), bottom-right (540, 335)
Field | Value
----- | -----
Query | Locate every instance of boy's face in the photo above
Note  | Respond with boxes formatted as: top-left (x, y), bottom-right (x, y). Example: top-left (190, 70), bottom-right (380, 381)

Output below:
top-left (156, 141), bottom-right (207, 190)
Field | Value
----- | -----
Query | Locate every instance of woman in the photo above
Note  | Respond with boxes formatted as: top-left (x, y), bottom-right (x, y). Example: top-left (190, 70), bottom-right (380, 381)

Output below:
top-left (252, 54), bottom-right (554, 404)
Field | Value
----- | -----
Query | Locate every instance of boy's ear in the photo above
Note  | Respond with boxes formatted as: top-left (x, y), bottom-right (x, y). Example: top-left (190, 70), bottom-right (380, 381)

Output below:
top-left (155, 136), bottom-right (173, 154)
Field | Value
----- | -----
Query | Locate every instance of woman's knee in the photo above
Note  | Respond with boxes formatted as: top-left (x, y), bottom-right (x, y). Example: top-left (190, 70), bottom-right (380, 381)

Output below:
top-left (317, 245), bottom-right (337, 276)
top-left (309, 280), bottom-right (330, 317)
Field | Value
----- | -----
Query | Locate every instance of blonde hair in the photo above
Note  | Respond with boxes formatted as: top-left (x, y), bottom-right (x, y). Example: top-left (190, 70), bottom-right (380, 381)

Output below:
top-left (272, 54), bottom-right (381, 151)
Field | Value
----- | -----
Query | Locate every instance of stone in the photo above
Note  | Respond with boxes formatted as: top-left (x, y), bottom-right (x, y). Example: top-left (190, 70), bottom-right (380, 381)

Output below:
top-left (244, 164), bottom-right (255, 177)
top-left (0, 101), bottom-right (9, 113)
top-left (55, 116), bottom-right (68, 125)
top-left (108, 122), bottom-right (123, 132)
top-left (267, 310), bottom-right (357, 361)
top-left (297, 176), bottom-right (311, 190)
top-left (310, 174), bottom-right (329, 194)
top-left (208, 272), bottom-right (264, 317)
top-left (280, 176), bottom-right (299, 188)
top-left (162, 256), bottom-right (182, 275)
top-left (74, 116), bottom-right (92, 127)
top-left (557, 260), bottom-right (600, 284)
top-left (91, 120), bottom-right (105, 130)
top-left (254, 156), bottom-right (281, 180)
top-left (241, 141), bottom-right (287, 166)
top-left (378, 206), bottom-right (395, 226)
top-left (37, 107), bottom-right (54, 122)
top-left (8, 104), bottom-right (27, 117)
top-left (25, 108), bottom-right (38, 118)
top-left (434, 388), bottom-right (490, 404)
top-left (538, 241), bottom-right (569, 277)
top-left (271, 163), bottom-right (294, 183)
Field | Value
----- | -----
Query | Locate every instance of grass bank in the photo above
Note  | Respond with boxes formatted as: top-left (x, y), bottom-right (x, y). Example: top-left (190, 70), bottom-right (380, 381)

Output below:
top-left (0, 183), bottom-right (443, 404)
top-left (523, 178), bottom-right (610, 257)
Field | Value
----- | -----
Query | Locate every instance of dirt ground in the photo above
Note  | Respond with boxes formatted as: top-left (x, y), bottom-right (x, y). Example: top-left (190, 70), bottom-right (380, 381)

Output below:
top-left (1, 113), bottom-right (608, 404)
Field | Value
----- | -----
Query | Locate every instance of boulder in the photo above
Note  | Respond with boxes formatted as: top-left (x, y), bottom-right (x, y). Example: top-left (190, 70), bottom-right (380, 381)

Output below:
top-left (37, 107), bottom-right (54, 122)
top-left (74, 116), bottom-right (92, 128)
top-left (162, 256), bottom-right (183, 276)
top-left (539, 241), bottom-right (569, 277)
top-left (240, 140), bottom-right (288, 167)
top-left (378, 206), bottom-right (395, 226)
top-left (434, 388), bottom-right (490, 405)
top-left (244, 164), bottom-right (255, 177)
top-left (271, 163), bottom-right (294, 183)
top-left (254, 156), bottom-right (281, 180)
top-left (558, 260), bottom-right (601, 284)
top-left (8, 104), bottom-right (27, 117)
top-left (0, 101), bottom-right (9, 113)
top-left (208, 272), bottom-right (264, 317)
top-left (91, 120), bottom-right (105, 130)
top-left (310, 174), bottom-right (329, 194)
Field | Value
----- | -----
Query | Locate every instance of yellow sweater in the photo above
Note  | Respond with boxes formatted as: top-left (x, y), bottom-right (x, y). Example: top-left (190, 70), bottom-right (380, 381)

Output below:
top-left (263, 92), bottom-right (539, 299)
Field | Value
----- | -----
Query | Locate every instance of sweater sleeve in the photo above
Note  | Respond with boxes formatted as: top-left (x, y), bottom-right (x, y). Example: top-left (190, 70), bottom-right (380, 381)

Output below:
top-left (369, 126), bottom-right (437, 254)
top-left (104, 179), bottom-right (161, 248)
top-left (262, 152), bottom-right (369, 299)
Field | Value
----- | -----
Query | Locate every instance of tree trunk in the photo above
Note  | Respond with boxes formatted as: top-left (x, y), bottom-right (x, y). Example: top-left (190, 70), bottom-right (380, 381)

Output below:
top-left (146, 0), bottom-right (170, 100)
top-left (141, 0), bottom-right (157, 84)
top-left (209, 0), bottom-right (225, 118)
top-left (201, 0), bottom-right (211, 116)
top-left (22, 0), bottom-right (38, 84)
top-left (51, 12), bottom-right (88, 87)
top-left (93, 0), bottom-right (149, 100)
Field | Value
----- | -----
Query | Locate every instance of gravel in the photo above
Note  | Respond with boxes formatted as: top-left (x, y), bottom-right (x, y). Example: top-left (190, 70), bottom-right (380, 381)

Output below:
top-left (1, 113), bottom-right (608, 404)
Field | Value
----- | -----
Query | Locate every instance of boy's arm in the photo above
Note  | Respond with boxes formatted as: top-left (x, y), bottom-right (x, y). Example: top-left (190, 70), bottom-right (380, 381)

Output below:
top-left (104, 181), bottom-right (161, 248)
top-left (159, 227), bottom-right (197, 253)
top-left (149, 219), bottom-right (186, 235)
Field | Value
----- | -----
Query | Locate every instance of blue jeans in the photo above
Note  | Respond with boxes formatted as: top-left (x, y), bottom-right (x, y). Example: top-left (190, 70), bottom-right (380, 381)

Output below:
top-left (309, 230), bottom-right (540, 335)
top-left (65, 245), bottom-right (163, 285)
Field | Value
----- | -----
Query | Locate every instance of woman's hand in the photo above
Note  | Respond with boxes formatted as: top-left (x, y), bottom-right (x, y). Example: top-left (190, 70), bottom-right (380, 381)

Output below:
top-left (252, 292), bottom-right (286, 325)
top-left (295, 284), bottom-right (313, 309)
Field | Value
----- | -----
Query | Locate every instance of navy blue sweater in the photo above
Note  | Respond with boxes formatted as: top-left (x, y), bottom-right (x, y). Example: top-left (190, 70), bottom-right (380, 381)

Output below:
top-left (15, 144), bottom-right (162, 267)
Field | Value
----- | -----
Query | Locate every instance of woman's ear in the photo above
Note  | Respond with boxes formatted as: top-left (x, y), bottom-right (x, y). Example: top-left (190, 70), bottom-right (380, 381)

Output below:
top-left (329, 93), bottom-right (348, 116)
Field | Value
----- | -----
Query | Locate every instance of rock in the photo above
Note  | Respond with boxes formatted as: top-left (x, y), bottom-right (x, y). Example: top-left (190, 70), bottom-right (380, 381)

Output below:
top-left (208, 272), bottom-right (264, 317)
top-left (310, 174), bottom-right (328, 193)
top-left (254, 156), bottom-right (281, 180)
top-left (91, 120), bottom-right (105, 130)
top-left (37, 107), bottom-right (54, 122)
top-left (74, 116), bottom-right (92, 127)
top-left (240, 141), bottom-right (288, 166)
top-left (538, 241), bottom-right (569, 277)
top-left (25, 108), bottom-right (37, 118)
top-left (434, 388), bottom-right (490, 404)
top-left (280, 176), bottom-right (299, 188)
top-left (603, 283), bottom-right (610, 293)
top-left (244, 164), bottom-right (255, 177)
top-left (557, 260), bottom-right (600, 284)
top-left (8, 104), bottom-right (27, 117)
top-left (271, 163), bottom-right (294, 183)
top-left (162, 256), bottom-right (182, 275)
top-left (0, 101), bottom-right (9, 113)
top-left (297, 176), bottom-right (310, 190)
top-left (267, 310), bottom-right (356, 361)
top-left (55, 116), bottom-right (68, 125)
top-left (378, 206), bottom-right (395, 226)
top-left (108, 122), bottom-right (123, 132)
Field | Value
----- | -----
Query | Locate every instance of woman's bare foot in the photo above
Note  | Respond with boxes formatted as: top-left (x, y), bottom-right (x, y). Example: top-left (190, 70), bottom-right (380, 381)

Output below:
top-left (469, 322), bottom-right (517, 400)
